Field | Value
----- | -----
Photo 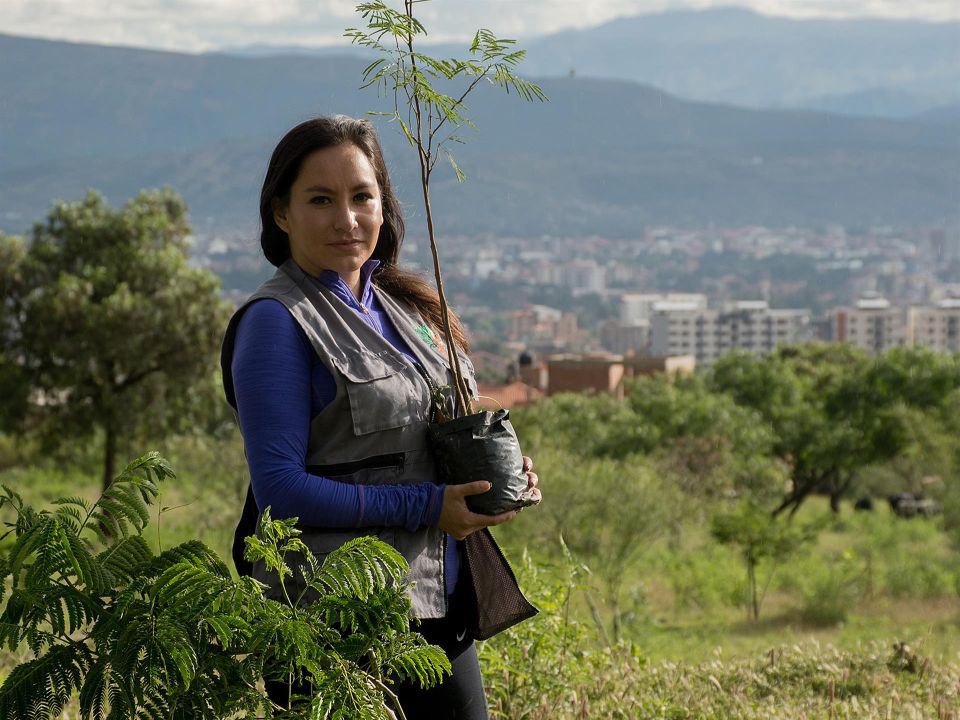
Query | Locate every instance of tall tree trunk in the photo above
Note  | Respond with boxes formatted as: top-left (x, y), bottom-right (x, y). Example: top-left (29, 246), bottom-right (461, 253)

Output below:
top-left (829, 473), bottom-right (853, 514)
top-left (102, 425), bottom-right (117, 492)
top-left (829, 491), bottom-right (842, 514)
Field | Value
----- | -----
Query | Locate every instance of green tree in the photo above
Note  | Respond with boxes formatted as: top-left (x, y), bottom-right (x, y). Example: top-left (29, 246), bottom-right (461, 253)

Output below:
top-left (0, 233), bottom-right (29, 432)
top-left (710, 344), bottom-right (876, 515)
top-left (711, 499), bottom-right (822, 621)
top-left (1, 190), bottom-right (231, 490)
top-left (624, 374), bottom-right (786, 501)
top-left (712, 344), bottom-right (960, 516)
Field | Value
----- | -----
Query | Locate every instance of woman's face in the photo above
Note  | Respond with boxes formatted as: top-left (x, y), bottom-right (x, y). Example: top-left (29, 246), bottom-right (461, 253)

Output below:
top-left (274, 142), bottom-right (383, 297)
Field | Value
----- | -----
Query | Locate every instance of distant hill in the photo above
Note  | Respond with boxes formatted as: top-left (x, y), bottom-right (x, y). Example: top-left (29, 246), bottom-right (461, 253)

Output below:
top-left (519, 8), bottom-right (960, 117)
top-left (916, 104), bottom-right (960, 125)
top-left (0, 33), bottom-right (957, 237)
top-left (792, 88), bottom-right (954, 120)
top-left (222, 8), bottom-right (960, 119)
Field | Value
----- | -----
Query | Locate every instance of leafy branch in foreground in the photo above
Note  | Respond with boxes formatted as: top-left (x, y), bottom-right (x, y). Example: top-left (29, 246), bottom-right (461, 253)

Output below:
top-left (0, 452), bottom-right (449, 719)
top-left (346, 0), bottom-right (546, 418)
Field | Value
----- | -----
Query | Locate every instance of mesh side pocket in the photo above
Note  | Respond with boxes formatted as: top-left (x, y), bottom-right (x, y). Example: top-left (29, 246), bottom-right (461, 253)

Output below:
top-left (460, 529), bottom-right (538, 640)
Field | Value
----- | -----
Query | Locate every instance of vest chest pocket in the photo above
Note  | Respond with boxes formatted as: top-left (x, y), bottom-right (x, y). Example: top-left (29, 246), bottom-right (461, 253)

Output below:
top-left (331, 353), bottom-right (427, 436)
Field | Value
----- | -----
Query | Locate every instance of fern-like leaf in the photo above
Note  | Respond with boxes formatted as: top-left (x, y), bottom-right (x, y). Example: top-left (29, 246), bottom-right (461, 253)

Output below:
top-left (0, 558), bottom-right (8, 608)
top-left (155, 616), bottom-right (198, 687)
top-left (148, 539), bottom-right (231, 579)
top-left (307, 661), bottom-right (393, 720)
top-left (51, 500), bottom-right (86, 534)
top-left (203, 614), bottom-right (251, 649)
top-left (153, 561), bottom-right (230, 613)
top-left (23, 518), bottom-right (73, 589)
top-left (306, 536), bottom-right (407, 602)
top-left (6, 518), bottom-right (49, 583)
top-left (64, 531), bottom-right (105, 593)
top-left (383, 634), bottom-right (451, 688)
top-left (0, 643), bottom-right (92, 720)
top-left (82, 452), bottom-right (170, 541)
top-left (97, 535), bottom-right (152, 585)
top-left (78, 657), bottom-right (113, 720)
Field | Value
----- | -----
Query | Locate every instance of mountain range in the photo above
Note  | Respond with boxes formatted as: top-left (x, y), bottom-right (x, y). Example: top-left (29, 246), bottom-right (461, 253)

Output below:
top-left (0, 21), bottom-right (957, 239)
top-left (226, 7), bottom-right (960, 119)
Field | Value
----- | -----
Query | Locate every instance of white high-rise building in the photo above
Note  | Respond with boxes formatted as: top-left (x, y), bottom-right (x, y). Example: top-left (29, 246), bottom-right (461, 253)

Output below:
top-left (909, 299), bottom-right (960, 353)
top-left (831, 293), bottom-right (906, 354)
top-left (562, 260), bottom-right (606, 294)
top-left (650, 300), bottom-right (811, 364)
top-left (619, 292), bottom-right (707, 326)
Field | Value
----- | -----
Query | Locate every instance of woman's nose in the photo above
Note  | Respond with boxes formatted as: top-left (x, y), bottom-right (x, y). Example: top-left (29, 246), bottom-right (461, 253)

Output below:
top-left (333, 202), bottom-right (358, 231)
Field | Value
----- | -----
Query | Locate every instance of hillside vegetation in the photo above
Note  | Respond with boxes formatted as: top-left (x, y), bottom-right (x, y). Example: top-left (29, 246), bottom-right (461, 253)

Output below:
top-left (2, 344), bottom-right (958, 717)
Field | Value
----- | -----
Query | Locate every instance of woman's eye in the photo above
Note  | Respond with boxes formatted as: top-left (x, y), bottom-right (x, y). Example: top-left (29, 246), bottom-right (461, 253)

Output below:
top-left (309, 196), bottom-right (330, 205)
top-left (354, 192), bottom-right (374, 202)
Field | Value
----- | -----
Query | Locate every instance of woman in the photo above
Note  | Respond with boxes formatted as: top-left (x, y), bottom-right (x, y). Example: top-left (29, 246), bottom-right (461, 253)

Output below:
top-left (220, 116), bottom-right (539, 718)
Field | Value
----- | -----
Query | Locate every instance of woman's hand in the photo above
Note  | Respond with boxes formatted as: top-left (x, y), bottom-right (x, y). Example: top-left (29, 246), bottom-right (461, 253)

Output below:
top-left (438, 455), bottom-right (542, 540)
top-left (522, 455), bottom-right (542, 504)
top-left (438, 482), bottom-right (517, 540)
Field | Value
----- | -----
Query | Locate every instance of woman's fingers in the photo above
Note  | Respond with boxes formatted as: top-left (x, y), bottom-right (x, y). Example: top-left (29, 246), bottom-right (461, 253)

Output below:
top-left (440, 482), bottom-right (520, 539)
top-left (484, 509), bottom-right (518, 527)
top-left (456, 480), bottom-right (492, 497)
top-left (526, 471), bottom-right (538, 490)
top-left (522, 455), bottom-right (533, 472)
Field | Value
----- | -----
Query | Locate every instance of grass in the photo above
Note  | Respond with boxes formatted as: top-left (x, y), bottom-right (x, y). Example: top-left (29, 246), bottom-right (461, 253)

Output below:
top-left (496, 492), bottom-right (960, 669)
top-left (1, 435), bottom-right (958, 718)
top-left (634, 598), bottom-right (960, 666)
top-left (482, 555), bottom-right (960, 719)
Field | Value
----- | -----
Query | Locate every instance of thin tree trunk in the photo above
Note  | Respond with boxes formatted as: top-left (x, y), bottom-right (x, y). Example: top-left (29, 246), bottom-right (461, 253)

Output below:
top-left (419, 180), bottom-right (471, 416)
top-left (404, 0), bottom-right (471, 417)
top-left (829, 491), bottom-right (842, 513)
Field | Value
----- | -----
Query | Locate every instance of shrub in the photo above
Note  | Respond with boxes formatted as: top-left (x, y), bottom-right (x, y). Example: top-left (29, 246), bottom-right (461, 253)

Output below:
top-left (797, 551), bottom-right (865, 626)
top-left (0, 452), bottom-right (448, 719)
top-left (479, 542), bottom-right (654, 719)
top-left (664, 544), bottom-right (745, 614)
top-left (711, 500), bottom-right (824, 621)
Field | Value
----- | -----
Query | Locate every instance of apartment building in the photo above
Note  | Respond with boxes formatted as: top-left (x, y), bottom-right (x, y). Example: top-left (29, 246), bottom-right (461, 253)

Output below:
top-left (909, 298), bottom-right (960, 353)
top-left (506, 305), bottom-right (580, 349)
top-left (599, 320), bottom-right (649, 354)
top-left (650, 300), bottom-right (811, 363)
top-left (619, 292), bottom-right (708, 325)
top-left (832, 294), bottom-right (906, 354)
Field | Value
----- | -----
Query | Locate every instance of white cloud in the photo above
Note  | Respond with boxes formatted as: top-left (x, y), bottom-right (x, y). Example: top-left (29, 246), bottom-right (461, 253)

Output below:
top-left (1, 0), bottom-right (956, 52)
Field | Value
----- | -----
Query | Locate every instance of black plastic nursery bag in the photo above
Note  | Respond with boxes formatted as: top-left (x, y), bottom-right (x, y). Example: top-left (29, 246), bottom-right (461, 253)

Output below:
top-left (427, 408), bottom-right (540, 515)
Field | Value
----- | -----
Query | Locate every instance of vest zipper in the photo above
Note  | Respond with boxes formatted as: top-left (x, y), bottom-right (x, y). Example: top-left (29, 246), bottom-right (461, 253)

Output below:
top-left (306, 452), bottom-right (405, 477)
top-left (441, 531), bottom-right (449, 614)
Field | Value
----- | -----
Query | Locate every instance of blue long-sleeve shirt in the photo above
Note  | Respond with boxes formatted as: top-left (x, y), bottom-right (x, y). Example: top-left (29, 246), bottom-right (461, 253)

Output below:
top-left (231, 260), bottom-right (459, 592)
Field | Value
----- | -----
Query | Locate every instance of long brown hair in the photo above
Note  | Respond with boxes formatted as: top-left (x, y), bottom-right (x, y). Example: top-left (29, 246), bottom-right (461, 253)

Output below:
top-left (260, 116), bottom-right (468, 351)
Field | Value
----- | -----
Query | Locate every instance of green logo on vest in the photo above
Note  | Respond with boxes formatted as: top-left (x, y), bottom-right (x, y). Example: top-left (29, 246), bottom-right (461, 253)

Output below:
top-left (415, 322), bottom-right (447, 355)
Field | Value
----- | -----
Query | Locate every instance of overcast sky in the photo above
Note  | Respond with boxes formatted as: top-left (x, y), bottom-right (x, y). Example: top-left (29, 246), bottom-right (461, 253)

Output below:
top-left (3, 0), bottom-right (958, 53)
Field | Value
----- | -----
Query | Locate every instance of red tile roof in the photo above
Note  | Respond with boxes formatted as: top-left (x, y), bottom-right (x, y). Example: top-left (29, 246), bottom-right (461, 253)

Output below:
top-left (476, 381), bottom-right (544, 410)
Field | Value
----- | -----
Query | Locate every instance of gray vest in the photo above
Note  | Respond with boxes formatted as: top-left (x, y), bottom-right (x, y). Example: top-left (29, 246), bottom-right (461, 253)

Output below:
top-left (222, 260), bottom-right (476, 618)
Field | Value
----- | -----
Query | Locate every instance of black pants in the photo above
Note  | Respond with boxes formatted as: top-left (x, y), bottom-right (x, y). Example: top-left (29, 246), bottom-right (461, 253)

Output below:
top-left (392, 603), bottom-right (488, 720)
top-left (266, 593), bottom-right (488, 719)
